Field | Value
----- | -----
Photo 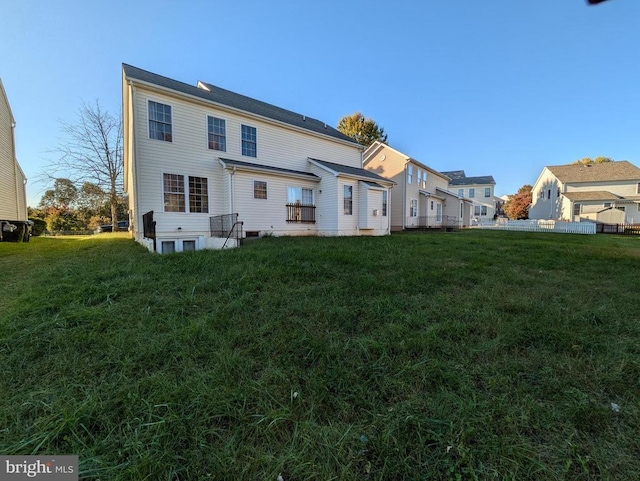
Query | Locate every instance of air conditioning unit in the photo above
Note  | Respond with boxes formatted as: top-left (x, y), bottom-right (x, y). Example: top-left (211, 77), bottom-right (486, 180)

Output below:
top-left (373, 209), bottom-right (380, 216)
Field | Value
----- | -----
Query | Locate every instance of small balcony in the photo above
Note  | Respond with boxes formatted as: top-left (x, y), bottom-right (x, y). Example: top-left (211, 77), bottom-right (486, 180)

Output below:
top-left (286, 203), bottom-right (316, 223)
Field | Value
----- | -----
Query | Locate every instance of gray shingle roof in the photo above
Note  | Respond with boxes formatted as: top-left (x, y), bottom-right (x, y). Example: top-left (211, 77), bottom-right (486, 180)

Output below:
top-left (441, 170), bottom-right (466, 180)
top-left (563, 191), bottom-right (621, 201)
top-left (446, 175), bottom-right (496, 186)
top-left (219, 158), bottom-right (319, 179)
top-left (308, 158), bottom-right (395, 184)
top-left (123, 64), bottom-right (358, 145)
top-left (548, 161), bottom-right (640, 183)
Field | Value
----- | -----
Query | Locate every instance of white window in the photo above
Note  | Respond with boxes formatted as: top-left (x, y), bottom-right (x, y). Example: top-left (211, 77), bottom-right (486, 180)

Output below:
top-left (457, 188), bottom-right (464, 197)
top-left (481, 205), bottom-right (487, 216)
top-left (604, 202), bottom-right (612, 208)
top-left (161, 241), bottom-right (175, 254)
top-left (287, 187), bottom-right (313, 205)
top-left (474, 206), bottom-right (481, 216)
top-left (382, 190), bottom-right (388, 216)
top-left (573, 203), bottom-right (580, 215)
top-left (469, 188), bottom-right (475, 198)
top-left (149, 101), bottom-right (172, 142)
top-left (207, 116), bottom-right (226, 151)
top-left (163, 173), bottom-right (208, 213)
top-left (410, 199), bottom-right (418, 217)
top-left (183, 240), bottom-right (196, 252)
top-left (343, 185), bottom-right (353, 215)
top-left (407, 165), bottom-right (413, 184)
top-left (417, 169), bottom-right (422, 188)
top-left (241, 125), bottom-right (257, 157)
top-left (485, 187), bottom-right (491, 198)
top-left (430, 200), bottom-right (434, 210)
top-left (422, 171), bottom-right (427, 187)
top-left (254, 180), bottom-right (267, 199)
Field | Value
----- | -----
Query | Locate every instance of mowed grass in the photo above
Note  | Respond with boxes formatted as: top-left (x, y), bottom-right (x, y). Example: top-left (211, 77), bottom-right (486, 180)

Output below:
top-left (0, 231), bottom-right (639, 480)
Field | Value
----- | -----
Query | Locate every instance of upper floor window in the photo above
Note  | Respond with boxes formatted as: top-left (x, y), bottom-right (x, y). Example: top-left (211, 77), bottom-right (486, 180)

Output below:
top-left (557, 188), bottom-right (561, 197)
top-left (149, 101), bottom-right (172, 142)
top-left (417, 169), bottom-right (422, 188)
top-left (457, 188), bottom-right (464, 197)
top-left (637, 183), bottom-right (640, 194)
top-left (485, 187), bottom-right (491, 198)
top-left (421, 171), bottom-right (427, 188)
top-left (207, 116), bottom-right (226, 151)
top-left (254, 180), bottom-right (267, 199)
top-left (241, 125), bottom-right (257, 157)
top-left (547, 189), bottom-right (551, 200)
top-left (573, 203), bottom-right (580, 216)
top-left (343, 185), bottom-right (353, 215)
top-left (407, 165), bottom-right (413, 184)
top-left (469, 188), bottom-right (475, 198)
top-left (382, 190), bottom-right (388, 216)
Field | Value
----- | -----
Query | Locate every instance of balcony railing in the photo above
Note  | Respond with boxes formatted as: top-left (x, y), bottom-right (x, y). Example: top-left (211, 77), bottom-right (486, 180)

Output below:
top-left (286, 203), bottom-right (316, 223)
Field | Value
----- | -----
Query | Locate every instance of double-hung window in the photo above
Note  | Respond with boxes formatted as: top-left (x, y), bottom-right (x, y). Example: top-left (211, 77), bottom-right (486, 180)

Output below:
top-left (407, 165), bottom-right (413, 184)
top-left (149, 101), bottom-right (172, 142)
top-left (241, 125), bottom-right (257, 157)
top-left (457, 188), bottom-right (464, 197)
top-left (485, 187), bottom-right (491, 198)
top-left (163, 173), bottom-right (208, 213)
top-left (344, 185), bottom-right (353, 215)
top-left (189, 176), bottom-right (209, 213)
top-left (254, 180), bottom-right (267, 199)
top-left (207, 116), bottom-right (226, 151)
top-left (469, 188), bottom-right (475, 198)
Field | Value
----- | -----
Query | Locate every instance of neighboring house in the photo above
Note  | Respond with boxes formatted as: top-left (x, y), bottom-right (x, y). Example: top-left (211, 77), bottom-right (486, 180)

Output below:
top-left (363, 141), bottom-right (472, 230)
top-left (0, 78), bottom-right (29, 241)
top-left (122, 65), bottom-right (394, 253)
top-left (529, 161), bottom-right (640, 224)
top-left (441, 170), bottom-right (498, 220)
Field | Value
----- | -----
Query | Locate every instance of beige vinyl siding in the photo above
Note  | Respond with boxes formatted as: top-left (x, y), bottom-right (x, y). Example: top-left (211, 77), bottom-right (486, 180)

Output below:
top-left (565, 180), bottom-right (640, 197)
top-left (130, 86), bottom-right (361, 240)
top-left (231, 171), bottom-right (318, 236)
top-left (307, 162), bottom-right (338, 234)
top-left (0, 81), bottom-right (26, 221)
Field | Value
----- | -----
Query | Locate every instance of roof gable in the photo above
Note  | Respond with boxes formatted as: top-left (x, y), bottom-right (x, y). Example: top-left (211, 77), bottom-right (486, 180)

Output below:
top-left (308, 158), bottom-right (395, 184)
top-left (123, 64), bottom-right (358, 146)
top-left (547, 161), bottom-right (640, 183)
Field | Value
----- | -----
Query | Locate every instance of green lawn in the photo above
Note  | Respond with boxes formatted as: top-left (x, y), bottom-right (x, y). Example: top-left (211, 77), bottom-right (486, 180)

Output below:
top-left (1, 231), bottom-right (638, 480)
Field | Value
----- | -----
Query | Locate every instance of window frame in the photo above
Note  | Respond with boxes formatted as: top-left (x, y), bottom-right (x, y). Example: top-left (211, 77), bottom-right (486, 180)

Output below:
top-left (382, 190), bottom-right (388, 217)
top-left (485, 187), bottom-right (491, 198)
top-left (407, 165), bottom-right (413, 184)
top-left (469, 188), bottom-right (475, 198)
top-left (343, 185), bottom-right (353, 215)
top-left (162, 173), bottom-right (209, 213)
top-left (148, 100), bottom-right (173, 142)
top-left (207, 115), bottom-right (226, 151)
top-left (410, 199), bottom-right (418, 217)
top-left (241, 124), bottom-right (257, 157)
top-left (163, 173), bottom-right (185, 212)
top-left (254, 180), bottom-right (268, 200)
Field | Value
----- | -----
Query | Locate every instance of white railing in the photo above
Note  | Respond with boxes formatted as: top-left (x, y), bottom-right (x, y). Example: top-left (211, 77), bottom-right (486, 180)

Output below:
top-left (473, 219), bottom-right (596, 235)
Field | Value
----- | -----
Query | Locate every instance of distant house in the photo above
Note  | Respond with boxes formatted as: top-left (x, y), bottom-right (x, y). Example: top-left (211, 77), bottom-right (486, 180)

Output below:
top-left (122, 65), bottom-right (394, 253)
top-left (0, 78), bottom-right (29, 241)
top-left (441, 170), bottom-right (497, 220)
top-left (363, 141), bottom-right (472, 230)
top-left (529, 161), bottom-right (640, 224)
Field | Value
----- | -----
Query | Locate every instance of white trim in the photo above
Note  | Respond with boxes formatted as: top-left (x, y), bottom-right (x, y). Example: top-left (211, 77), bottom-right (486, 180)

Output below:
top-left (205, 114), bottom-right (227, 152)
top-left (147, 98), bottom-right (174, 143)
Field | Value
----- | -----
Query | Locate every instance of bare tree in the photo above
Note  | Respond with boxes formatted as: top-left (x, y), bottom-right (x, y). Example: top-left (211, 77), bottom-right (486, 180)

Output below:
top-left (41, 100), bottom-right (123, 229)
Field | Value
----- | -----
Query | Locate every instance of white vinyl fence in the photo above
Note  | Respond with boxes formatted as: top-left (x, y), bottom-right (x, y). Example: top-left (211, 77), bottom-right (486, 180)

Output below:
top-left (473, 219), bottom-right (596, 235)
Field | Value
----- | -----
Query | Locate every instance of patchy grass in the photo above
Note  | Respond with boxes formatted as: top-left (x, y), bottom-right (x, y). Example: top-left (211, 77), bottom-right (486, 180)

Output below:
top-left (1, 231), bottom-right (639, 480)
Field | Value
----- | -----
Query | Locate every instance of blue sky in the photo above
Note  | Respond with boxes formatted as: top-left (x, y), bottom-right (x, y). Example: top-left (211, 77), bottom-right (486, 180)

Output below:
top-left (1, 0), bottom-right (638, 206)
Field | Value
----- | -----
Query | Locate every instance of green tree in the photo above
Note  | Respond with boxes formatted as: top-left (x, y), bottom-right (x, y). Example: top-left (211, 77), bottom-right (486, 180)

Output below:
top-left (571, 156), bottom-right (613, 165)
top-left (40, 100), bottom-right (124, 229)
top-left (504, 184), bottom-right (532, 220)
top-left (337, 112), bottom-right (388, 147)
top-left (39, 178), bottom-right (78, 210)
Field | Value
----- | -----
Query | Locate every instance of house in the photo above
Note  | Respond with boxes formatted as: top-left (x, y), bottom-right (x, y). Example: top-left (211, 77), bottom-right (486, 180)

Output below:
top-left (363, 141), bottom-right (472, 231)
top-left (0, 78), bottom-right (29, 242)
top-left (122, 65), bottom-right (394, 253)
top-left (440, 170), bottom-right (498, 221)
top-left (529, 161), bottom-right (640, 224)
